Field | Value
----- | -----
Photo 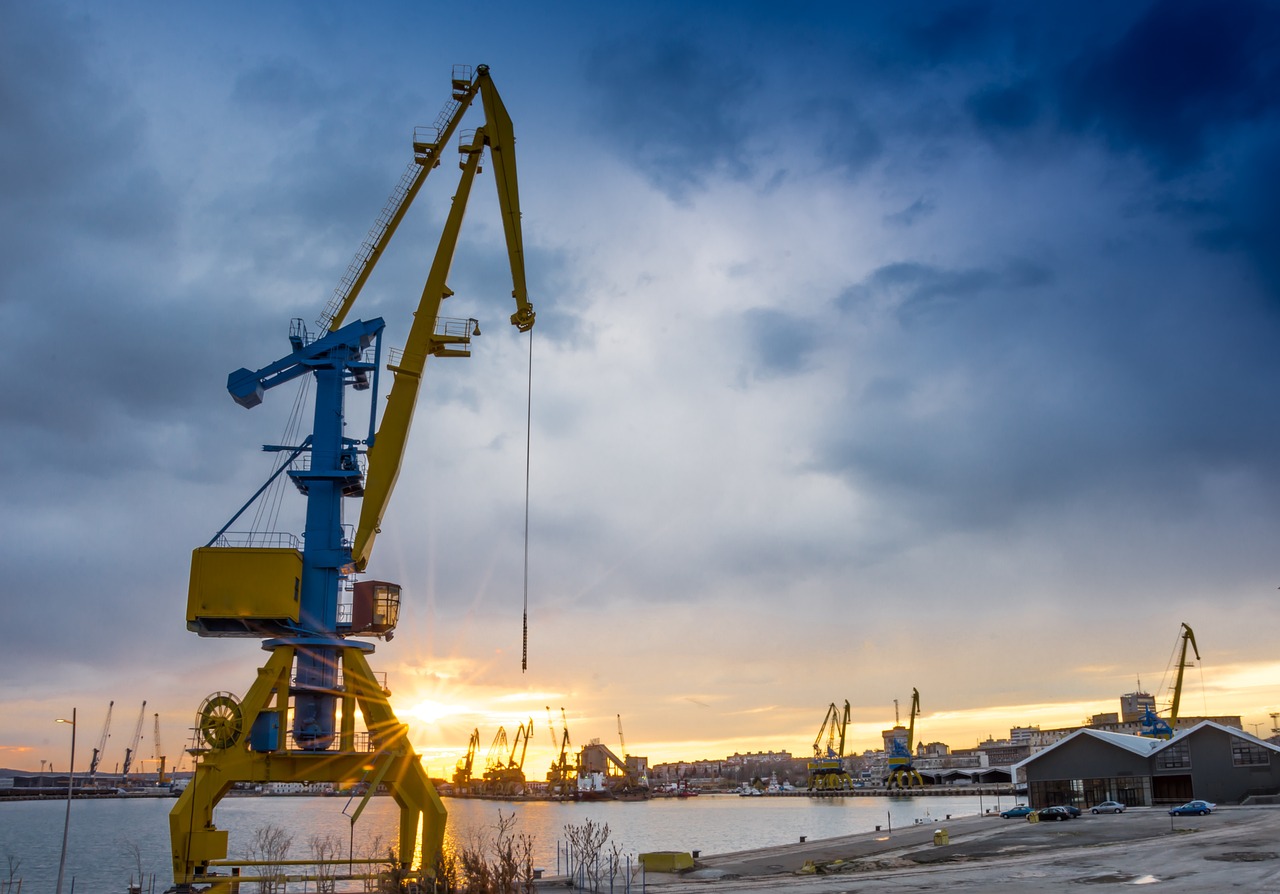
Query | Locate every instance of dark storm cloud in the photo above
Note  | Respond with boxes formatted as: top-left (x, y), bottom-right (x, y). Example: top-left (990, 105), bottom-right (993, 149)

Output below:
top-left (804, 96), bottom-right (883, 177)
top-left (0, 6), bottom-right (174, 268)
top-left (899, 2), bottom-right (997, 66)
top-left (583, 32), bottom-right (759, 200)
top-left (0, 5), bottom-right (207, 471)
top-left (740, 307), bottom-right (819, 379)
top-left (1214, 142), bottom-right (1280, 297)
top-left (883, 197), bottom-right (936, 228)
top-left (820, 254), bottom-right (1280, 535)
top-left (965, 80), bottom-right (1041, 133)
top-left (232, 61), bottom-right (329, 121)
top-left (838, 260), bottom-right (1051, 329)
top-left (1058, 0), bottom-right (1280, 174)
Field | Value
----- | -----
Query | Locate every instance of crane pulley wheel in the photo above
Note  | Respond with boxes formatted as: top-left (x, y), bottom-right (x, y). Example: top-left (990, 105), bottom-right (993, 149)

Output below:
top-left (197, 692), bottom-right (244, 750)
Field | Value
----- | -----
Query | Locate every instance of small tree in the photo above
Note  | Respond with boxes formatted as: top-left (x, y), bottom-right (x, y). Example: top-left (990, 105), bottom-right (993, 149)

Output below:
top-left (122, 838), bottom-right (145, 892)
top-left (434, 810), bottom-right (538, 894)
top-left (516, 832), bottom-right (536, 894)
top-left (248, 823), bottom-right (293, 893)
top-left (309, 832), bottom-right (341, 893)
top-left (4, 851), bottom-right (20, 893)
top-left (563, 819), bottom-right (612, 892)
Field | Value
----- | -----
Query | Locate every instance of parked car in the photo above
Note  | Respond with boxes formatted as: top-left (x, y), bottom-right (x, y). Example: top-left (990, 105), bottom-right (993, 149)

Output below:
top-left (1000, 804), bottom-right (1035, 818)
top-left (1037, 806), bottom-right (1075, 821)
top-left (1091, 801), bottom-right (1126, 814)
top-left (1059, 805), bottom-right (1082, 817)
top-left (1169, 800), bottom-right (1215, 816)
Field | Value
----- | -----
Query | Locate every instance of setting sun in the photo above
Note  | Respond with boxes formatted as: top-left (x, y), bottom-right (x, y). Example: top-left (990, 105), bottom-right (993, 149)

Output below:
top-left (405, 698), bottom-right (472, 725)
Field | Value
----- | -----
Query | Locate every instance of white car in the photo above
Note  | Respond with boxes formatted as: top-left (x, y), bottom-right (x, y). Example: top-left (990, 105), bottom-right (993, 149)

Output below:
top-left (1091, 801), bottom-right (1126, 814)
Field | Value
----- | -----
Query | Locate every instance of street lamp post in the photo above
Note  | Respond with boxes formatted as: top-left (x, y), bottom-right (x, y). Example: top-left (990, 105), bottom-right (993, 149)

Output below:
top-left (55, 708), bottom-right (76, 894)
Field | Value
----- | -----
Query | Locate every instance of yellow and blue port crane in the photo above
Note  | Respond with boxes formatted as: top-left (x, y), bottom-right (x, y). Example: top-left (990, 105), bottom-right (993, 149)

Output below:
top-left (807, 701), bottom-right (854, 791)
top-left (886, 688), bottom-right (924, 789)
top-left (1141, 622), bottom-right (1200, 740)
top-left (171, 64), bottom-right (534, 892)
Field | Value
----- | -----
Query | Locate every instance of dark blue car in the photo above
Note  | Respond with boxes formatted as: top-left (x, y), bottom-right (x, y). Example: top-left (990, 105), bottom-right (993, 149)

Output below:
top-left (1168, 800), bottom-right (1215, 816)
top-left (1037, 806), bottom-right (1075, 821)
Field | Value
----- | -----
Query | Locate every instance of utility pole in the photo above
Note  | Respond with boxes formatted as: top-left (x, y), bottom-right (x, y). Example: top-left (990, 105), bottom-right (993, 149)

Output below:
top-left (55, 708), bottom-right (77, 894)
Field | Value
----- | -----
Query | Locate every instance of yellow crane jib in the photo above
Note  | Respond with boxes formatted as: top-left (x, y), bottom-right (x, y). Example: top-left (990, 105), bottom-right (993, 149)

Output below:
top-left (351, 79), bottom-right (535, 572)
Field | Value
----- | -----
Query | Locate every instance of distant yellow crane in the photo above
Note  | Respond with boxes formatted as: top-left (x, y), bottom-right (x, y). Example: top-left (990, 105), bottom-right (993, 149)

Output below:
top-left (481, 727), bottom-right (510, 794)
top-left (807, 701), bottom-right (853, 791)
top-left (886, 689), bottom-right (924, 788)
top-left (120, 700), bottom-right (146, 783)
top-left (88, 701), bottom-right (113, 784)
top-left (1141, 622), bottom-right (1201, 739)
top-left (453, 728), bottom-right (479, 792)
top-left (502, 718), bottom-right (534, 795)
top-left (546, 708), bottom-right (574, 800)
top-left (479, 721), bottom-right (531, 795)
top-left (153, 713), bottom-right (167, 787)
top-left (614, 714), bottom-right (647, 793)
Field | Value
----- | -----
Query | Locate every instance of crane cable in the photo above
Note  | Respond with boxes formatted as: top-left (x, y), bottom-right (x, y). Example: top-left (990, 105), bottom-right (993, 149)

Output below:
top-left (250, 376), bottom-right (310, 539)
top-left (522, 328), bottom-right (533, 672)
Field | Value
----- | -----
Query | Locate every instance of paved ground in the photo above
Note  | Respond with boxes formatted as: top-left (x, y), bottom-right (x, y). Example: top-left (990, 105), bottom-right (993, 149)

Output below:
top-left (625, 806), bottom-right (1280, 892)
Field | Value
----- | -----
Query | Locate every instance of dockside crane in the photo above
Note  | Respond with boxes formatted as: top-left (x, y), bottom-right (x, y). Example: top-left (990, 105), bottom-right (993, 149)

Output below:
top-left (546, 707), bottom-right (573, 800)
top-left (1141, 622), bottom-right (1201, 740)
top-left (481, 727), bottom-right (510, 794)
top-left (453, 728), bottom-right (480, 793)
top-left (501, 718), bottom-right (533, 795)
top-left (614, 714), bottom-right (647, 793)
top-left (120, 700), bottom-right (146, 783)
top-left (88, 701), bottom-right (113, 784)
top-left (170, 63), bottom-right (536, 892)
top-left (153, 713), bottom-right (167, 786)
top-left (807, 701), bottom-right (853, 791)
top-left (886, 689), bottom-right (924, 789)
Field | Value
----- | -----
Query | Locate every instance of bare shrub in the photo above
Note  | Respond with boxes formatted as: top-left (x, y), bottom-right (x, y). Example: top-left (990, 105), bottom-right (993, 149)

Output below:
top-left (434, 810), bottom-right (536, 894)
top-left (4, 852), bottom-right (20, 893)
top-left (309, 832), bottom-right (341, 893)
top-left (248, 823), bottom-right (293, 893)
top-left (563, 819), bottom-right (612, 892)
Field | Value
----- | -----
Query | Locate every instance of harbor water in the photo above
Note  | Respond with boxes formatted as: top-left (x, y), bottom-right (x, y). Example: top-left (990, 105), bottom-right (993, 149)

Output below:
top-left (0, 792), bottom-right (1008, 891)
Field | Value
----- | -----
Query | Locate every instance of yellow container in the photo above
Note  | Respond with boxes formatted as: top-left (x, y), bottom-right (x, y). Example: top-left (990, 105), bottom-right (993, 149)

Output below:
top-left (187, 547), bottom-right (302, 636)
top-left (638, 852), bottom-right (695, 873)
top-left (933, 829), bottom-right (949, 846)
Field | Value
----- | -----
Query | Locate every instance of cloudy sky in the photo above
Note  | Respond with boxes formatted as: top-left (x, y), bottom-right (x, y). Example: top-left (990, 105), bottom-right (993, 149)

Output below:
top-left (4, 0), bottom-right (1280, 779)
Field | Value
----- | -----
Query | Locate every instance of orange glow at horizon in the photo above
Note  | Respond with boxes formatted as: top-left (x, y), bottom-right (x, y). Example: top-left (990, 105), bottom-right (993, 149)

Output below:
top-left (392, 656), bottom-right (1280, 782)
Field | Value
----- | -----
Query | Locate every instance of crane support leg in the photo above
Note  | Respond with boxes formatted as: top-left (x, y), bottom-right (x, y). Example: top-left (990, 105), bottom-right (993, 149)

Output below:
top-left (169, 646), bottom-right (445, 891)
